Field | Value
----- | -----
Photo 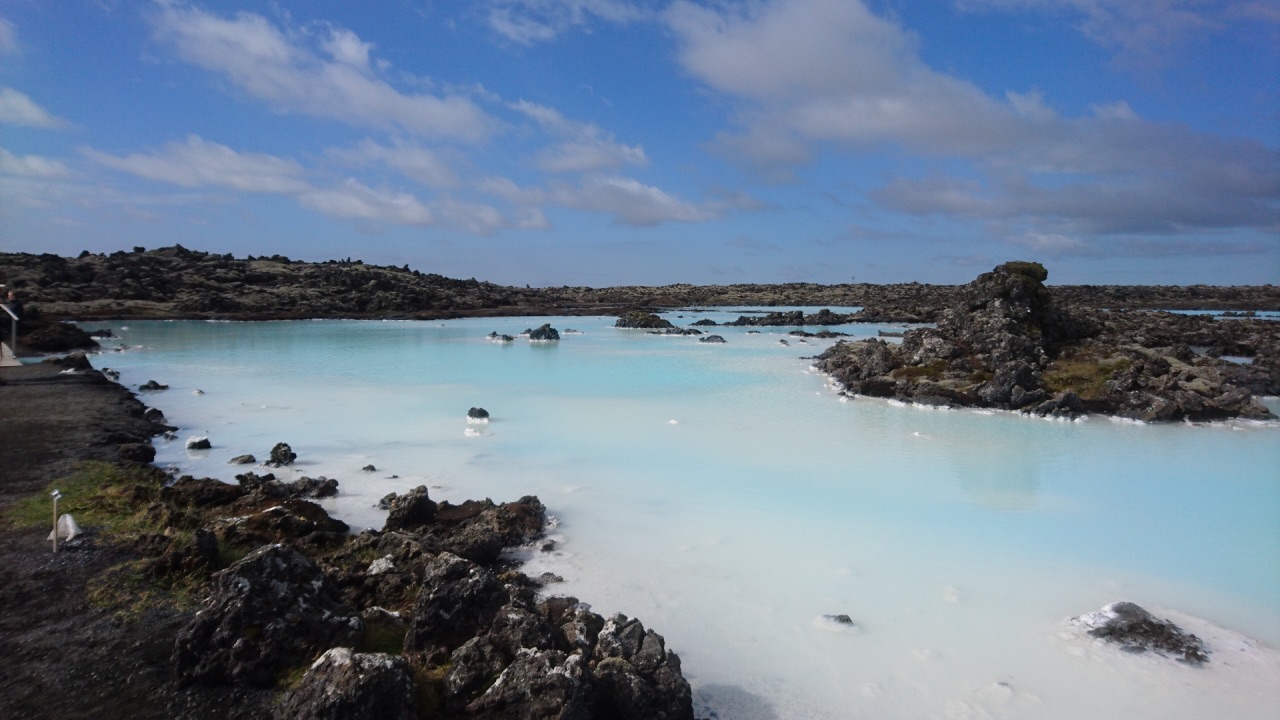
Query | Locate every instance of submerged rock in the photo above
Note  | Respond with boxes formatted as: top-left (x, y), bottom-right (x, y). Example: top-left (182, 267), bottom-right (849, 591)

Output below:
top-left (529, 323), bottom-right (561, 341)
top-left (616, 311), bottom-right (674, 330)
top-left (267, 441), bottom-right (296, 466)
top-left (1069, 601), bottom-right (1209, 664)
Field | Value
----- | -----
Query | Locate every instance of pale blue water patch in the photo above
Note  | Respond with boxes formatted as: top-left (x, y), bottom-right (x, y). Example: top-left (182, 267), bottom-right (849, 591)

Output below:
top-left (83, 315), bottom-right (1280, 719)
top-left (1166, 310), bottom-right (1280, 320)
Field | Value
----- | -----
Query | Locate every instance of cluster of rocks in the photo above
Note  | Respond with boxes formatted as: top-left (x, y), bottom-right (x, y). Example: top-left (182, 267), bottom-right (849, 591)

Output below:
top-left (815, 262), bottom-right (1276, 421)
top-left (131, 469), bottom-right (695, 719)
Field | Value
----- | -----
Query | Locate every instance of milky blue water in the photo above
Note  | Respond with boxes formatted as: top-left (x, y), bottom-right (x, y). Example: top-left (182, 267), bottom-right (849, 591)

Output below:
top-left (81, 314), bottom-right (1280, 719)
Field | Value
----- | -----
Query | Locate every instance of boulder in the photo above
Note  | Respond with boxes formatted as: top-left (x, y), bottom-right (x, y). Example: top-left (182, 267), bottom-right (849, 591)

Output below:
top-left (173, 544), bottom-right (363, 687)
top-left (403, 553), bottom-right (509, 656)
top-left (463, 649), bottom-right (594, 719)
top-left (698, 335), bottom-right (726, 344)
top-left (468, 407), bottom-right (490, 420)
top-left (220, 499), bottom-right (350, 547)
top-left (267, 442), bottom-right (296, 466)
top-left (591, 614), bottom-right (694, 720)
top-left (140, 379), bottom-right (169, 391)
top-left (185, 436), bottom-right (212, 450)
top-left (235, 472), bottom-right (337, 500)
top-left (1068, 601), bottom-right (1208, 664)
top-left (117, 443), bottom-right (156, 463)
top-left (529, 323), bottom-right (561, 341)
top-left (273, 648), bottom-right (417, 720)
top-left (382, 485), bottom-right (438, 532)
top-left (616, 311), bottom-right (674, 330)
top-left (228, 454), bottom-right (256, 465)
top-left (161, 476), bottom-right (244, 508)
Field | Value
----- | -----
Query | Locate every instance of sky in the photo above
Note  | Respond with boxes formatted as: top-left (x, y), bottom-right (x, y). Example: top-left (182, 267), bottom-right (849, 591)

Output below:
top-left (0, 0), bottom-right (1277, 287)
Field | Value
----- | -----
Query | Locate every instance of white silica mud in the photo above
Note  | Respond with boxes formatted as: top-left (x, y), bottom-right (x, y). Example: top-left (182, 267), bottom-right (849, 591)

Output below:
top-left (82, 312), bottom-right (1280, 719)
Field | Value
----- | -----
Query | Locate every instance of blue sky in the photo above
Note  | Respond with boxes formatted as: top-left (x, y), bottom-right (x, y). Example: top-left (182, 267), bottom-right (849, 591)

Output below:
top-left (1, 0), bottom-right (1276, 286)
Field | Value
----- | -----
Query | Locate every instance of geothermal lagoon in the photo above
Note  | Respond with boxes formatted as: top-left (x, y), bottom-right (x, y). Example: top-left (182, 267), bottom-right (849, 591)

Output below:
top-left (83, 312), bottom-right (1280, 719)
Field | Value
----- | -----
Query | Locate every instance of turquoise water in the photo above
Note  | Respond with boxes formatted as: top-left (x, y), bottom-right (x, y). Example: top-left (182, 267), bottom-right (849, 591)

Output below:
top-left (83, 315), bottom-right (1280, 719)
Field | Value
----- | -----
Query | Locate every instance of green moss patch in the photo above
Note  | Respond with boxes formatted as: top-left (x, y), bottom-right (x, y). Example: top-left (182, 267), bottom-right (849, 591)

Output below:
top-left (3, 461), bottom-right (169, 538)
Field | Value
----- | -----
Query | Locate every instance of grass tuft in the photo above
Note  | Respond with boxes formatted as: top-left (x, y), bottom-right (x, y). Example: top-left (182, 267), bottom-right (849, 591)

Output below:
top-left (1043, 357), bottom-right (1131, 401)
top-left (3, 461), bottom-right (169, 538)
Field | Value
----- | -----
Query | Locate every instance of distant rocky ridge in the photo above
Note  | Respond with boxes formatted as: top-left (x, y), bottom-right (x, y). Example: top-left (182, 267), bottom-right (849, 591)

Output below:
top-left (815, 262), bottom-right (1277, 421)
top-left (2, 246), bottom-right (1277, 326)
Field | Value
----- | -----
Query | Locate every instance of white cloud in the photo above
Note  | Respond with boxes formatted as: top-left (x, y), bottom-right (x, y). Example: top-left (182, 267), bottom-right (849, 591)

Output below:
top-left (954, 0), bottom-right (1268, 67)
top-left (0, 17), bottom-right (17, 54)
top-left (328, 139), bottom-right (459, 189)
top-left (298, 179), bottom-right (435, 225)
top-left (485, 0), bottom-right (651, 45)
top-left (668, 0), bottom-right (1280, 239)
top-left (554, 176), bottom-right (716, 225)
top-left (298, 179), bottom-right (510, 234)
top-left (84, 135), bottom-right (309, 193)
top-left (152, 4), bottom-right (494, 140)
top-left (481, 173), bottom-right (720, 225)
top-left (0, 148), bottom-right (70, 179)
top-left (511, 99), bottom-right (646, 172)
top-left (0, 87), bottom-right (69, 128)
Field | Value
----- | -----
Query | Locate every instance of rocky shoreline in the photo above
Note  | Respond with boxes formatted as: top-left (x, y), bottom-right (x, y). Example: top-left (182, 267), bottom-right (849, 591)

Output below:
top-left (0, 356), bottom-right (695, 719)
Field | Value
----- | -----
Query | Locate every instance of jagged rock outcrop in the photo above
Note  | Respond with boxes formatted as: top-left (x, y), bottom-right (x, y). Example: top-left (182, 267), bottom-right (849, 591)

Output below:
top-left (616, 311), bottom-right (675, 330)
top-left (816, 262), bottom-right (1275, 421)
top-left (528, 323), bottom-right (561, 341)
top-left (235, 471), bottom-right (338, 500)
top-left (382, 485), bottom-right (438, 532)
top-left (274, 648), bottom-right (418, 720)
top-left (173, 544), bottom-right (363, 687)
top-left (267, 442), bottom-right (296, 466)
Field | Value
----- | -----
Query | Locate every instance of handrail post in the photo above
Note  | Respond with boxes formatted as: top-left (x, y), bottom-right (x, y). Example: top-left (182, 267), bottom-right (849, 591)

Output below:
top-left (1, 304), bottom-right (17, 358)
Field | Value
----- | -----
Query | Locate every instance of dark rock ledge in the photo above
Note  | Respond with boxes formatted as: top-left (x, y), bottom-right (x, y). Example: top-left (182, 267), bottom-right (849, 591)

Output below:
top-left (814, 262), bottom-right (1277, 422)
top-left (156, 471), bottom-right (695, 718)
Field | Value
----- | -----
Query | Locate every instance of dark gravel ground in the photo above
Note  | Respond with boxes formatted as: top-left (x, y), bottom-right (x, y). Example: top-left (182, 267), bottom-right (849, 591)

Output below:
top-left (0, 360), bottom-right (271, 719)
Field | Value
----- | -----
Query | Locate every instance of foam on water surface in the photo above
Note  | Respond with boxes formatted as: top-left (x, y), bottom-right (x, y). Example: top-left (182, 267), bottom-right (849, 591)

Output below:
top-left (85, 316), bottom-right (1280, 719)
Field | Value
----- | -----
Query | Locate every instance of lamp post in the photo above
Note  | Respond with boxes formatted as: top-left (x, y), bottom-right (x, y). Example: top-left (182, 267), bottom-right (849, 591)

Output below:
top-left (51, 489), bottom-right (62, 553)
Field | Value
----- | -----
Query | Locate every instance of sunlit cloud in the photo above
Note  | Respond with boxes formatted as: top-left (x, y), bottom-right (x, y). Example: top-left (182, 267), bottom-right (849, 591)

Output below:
top-left (511, 99), bottom-right (646, 172)
top-left (151, 3), bottom-right (495, 140)
top-left (327, 138), bottom-right (460, 189)
top-left (0, 147), bottom-right (71, 179)
top-left (84, 135), bottom-right (309, 193)
top-left (954, 0), bottom-right (1278, 67)
top-left (485, 0), bottom-right (651, 45)
top-left (0, 87), bottom-right (69, 128)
